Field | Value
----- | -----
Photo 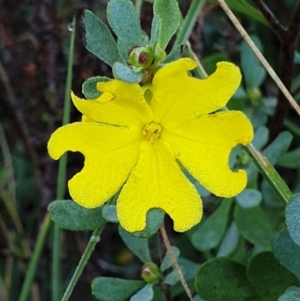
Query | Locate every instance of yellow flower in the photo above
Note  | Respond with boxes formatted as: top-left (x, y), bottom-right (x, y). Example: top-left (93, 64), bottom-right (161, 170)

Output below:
top-left (48, 58), bottom-right (253, 233)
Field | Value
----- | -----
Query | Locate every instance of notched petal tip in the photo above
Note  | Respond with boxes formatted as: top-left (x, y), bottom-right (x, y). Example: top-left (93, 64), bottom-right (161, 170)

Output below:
top-left (215, 61), bottom-right (242, 84)
top-left (47, 126), bottom-right (68, 160)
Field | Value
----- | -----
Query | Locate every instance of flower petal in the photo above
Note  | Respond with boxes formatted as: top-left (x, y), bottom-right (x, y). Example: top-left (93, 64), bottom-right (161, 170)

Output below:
top-left (151, 58), bottom-right (241, 128)
top-left (48, 122), bottom-right (142, 208)
top-left (163, 111), bottom-right (254, 197)
top-left (72, 79), bottom-right (153, 127)
top-left (117, 140), bottom-right (202, 233)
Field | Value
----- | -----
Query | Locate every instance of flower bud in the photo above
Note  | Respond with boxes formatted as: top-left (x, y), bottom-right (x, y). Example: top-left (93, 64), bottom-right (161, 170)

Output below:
top-left (141, 262), bottom-right (160, 283)
top-left (128, 46), bottom-right (154, 68)
top-left (248, 87), bottom-right (262, 102)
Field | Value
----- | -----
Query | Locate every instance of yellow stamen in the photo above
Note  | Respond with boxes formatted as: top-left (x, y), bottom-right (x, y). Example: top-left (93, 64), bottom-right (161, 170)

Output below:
top-left (143, 122), bottom-right (162, 144)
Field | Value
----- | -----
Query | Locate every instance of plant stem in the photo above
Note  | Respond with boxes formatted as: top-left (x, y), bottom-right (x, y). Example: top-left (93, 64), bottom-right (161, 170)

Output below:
top-left (174, 0), bottom-right (206, 47)
top-left (52, 15), bottom-right (76, 301)
top-left (216, 0), bottom-right (300, 118)
top-left (18, 215), bottom-right (51, 301)
top-left (135, 0), bottom-right (143, 16)
top-left (160, 223), bottom-right (193, 301)
top-left (251, 0), bottom-right (286, 39)
top-left (60, 225), bottom-right (105, 301)
top-left (245, 143), bottom-right (293, 205)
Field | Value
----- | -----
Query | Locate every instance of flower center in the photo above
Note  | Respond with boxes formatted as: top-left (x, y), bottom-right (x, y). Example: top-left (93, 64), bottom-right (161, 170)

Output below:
top-left (143, 122), bottom-right (162, 144)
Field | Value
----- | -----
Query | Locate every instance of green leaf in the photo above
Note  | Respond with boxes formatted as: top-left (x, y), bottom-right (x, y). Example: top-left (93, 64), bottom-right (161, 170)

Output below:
top-left (48, 200), bottom-right (104, 231)
top-left (161, 45), bottom-right (182, 64)
top-left (241, 35), bottom-right (266, 90)
top-left (107, 0), bottom-right (142, 49)
top-left (164, 269), bottom-right (180, 285)
top-left (262, 131), bottom-right (292, 165)
top-left (217, 222), bottom-right (240, 257)
top-left (119, 226), bottom-right (151, 263)
top-left (234, 198), bottom-right (272, 249)
top-left (278, 147), bottom-right (300, 169)
top-left (112, 62), bottom-right (143, 83)
top-left (261, 180), bottom-right (281, 208)
top-left (174, 0), bottom-right (206, 47)
top-left (153, 0), bottom-right (180, 49)
top-left (82, 10), bottom-right (121, 66)
top-left (286, 194), bottom-right (300, 247)
top-left (130, 283), bottom-right (154, 301)
top-left (247, 251), bottom-right (299, 301)
top-left (191, 200), bottom-right (232, 251)
top-left (160, 246), bottom-right (180, 272)
top-left (236, 189), bottom-right (262, 208)
top-left (177, 258), bottom-right (199, 281)
top-left (92, 277), bottom-right (144, 301)
top-left (209, 0), bottom-right (268, 27)
top-left (278, 287), bottom-right (300, 301)
top-left (102, 205), bottom-right (118, 223)
top-left (252, 125), bottom-right (268, 150)
top-left (195, 257), bottom-right (255, 301)
top-left (131, 208), bottom-right (164, 238)
top-left (272, 230), bottom-right (300, 278)
top-left (150, 16), bottom-right (162, 48)
top-left (82, 76), bottom-right (110, 99)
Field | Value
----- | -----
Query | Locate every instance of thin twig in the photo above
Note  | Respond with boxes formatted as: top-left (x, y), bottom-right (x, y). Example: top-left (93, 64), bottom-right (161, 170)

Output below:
top-left (216, 0), bottom-right (300, 119)
top-left (157, 230), bottom-right (172, 301)
top-left (251, 0), bottom-right (286, 39)
top-left (160, 223), bottom-right (193, 301)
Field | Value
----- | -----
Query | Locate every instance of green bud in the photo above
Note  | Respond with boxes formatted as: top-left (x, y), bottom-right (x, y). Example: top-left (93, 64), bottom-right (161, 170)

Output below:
top-left (239, 152), bottom-right (250, 165)
top-left (141, 262), bottom-right (160, 283)
top-left (153, 44), bottom-right (166, 62)
top-left (128, 46), bottom-right (154, 68)
top-left (248, 87), bottom-right (262, 102)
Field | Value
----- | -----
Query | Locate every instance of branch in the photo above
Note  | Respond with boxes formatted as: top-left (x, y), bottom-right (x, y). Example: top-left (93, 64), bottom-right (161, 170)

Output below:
top-left (269, 0), bottom-right (300, 140)
top-left (251, 0), bottom-right (286, 39)
top-left (160, 223), bottom-right (193, 301)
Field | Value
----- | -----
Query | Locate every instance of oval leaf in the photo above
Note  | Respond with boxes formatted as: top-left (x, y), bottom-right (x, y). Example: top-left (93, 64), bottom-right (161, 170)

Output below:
top-left (82, 10), bottom-right (121, 66)
top-left (160, 246), bottom-right (180, 272)
top-left (82, 76), bottom-right (110, 99)
top-left (247, 251), bottom-right (299, 301)
top-left (107, 0), bottom-right (142, 49)
top-left (234, 200), bottom-right (272, 249)
top-left (48, 200), bottom-right (104, 231)
top-left (191, 200), bottom-right (232, 251)
top-left (102, 204), bottom-right (118, 223)
top-left (236, 188), bottom-right (262, 208)
top-left (262, 131), bottom-right (292, 165)
top-left (278, 147), bottom-right (300, 169)
top-left (272, 229), bottom-right (300, 278)
top-left (195, 257), bottom-right (255, 301)
top-left (112, 62), bottom-right (143, 83)
top-left (241, 35), bottom-right (266, 89)
top-left (153, 0), bottom-right (180, 49)
top-left (286, 194), bottom-right (300, 247)
top-left (119, 226), bottom-right (151, 263)
top-left (92, 277), bottom-right (144, 301)
top-left (217, 222), bottom-right (240, 257)
top-left (130, 283), bottom-right (154, 301)
top-left (278, 286), bottom-right (300, 301)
